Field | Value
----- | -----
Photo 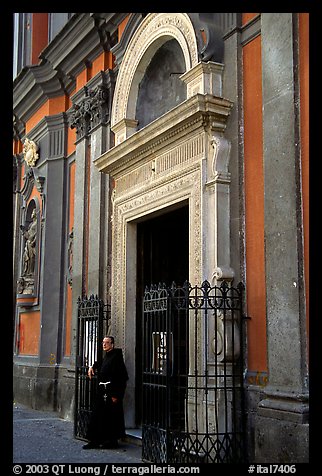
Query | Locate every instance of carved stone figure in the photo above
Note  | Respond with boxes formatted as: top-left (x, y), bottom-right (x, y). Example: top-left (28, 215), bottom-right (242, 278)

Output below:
top-left (16, 277), bottom-right (25, 294)
top-left (20, 209), bottom-right (38, 276)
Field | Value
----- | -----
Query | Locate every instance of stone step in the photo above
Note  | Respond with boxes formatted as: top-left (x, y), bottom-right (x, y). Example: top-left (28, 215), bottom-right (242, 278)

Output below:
top-left (124, 428), bottom-right (142, 446)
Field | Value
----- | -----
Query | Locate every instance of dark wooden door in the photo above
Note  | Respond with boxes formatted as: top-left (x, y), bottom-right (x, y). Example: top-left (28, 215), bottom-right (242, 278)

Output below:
top-left (136, 205), bottom-right (189, 427)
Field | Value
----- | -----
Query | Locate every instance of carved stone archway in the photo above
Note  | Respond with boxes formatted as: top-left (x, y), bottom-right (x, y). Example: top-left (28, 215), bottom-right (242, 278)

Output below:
top-left (111, 13), bottom-right (199, 144)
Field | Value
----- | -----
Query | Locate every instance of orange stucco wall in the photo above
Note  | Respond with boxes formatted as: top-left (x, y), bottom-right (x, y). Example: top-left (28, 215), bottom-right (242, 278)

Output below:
top-left (76, 66), bottom-right (92, 90)
top-left (92, 51), bottom-right (115, 76)
top-left (243, 34), bottom-right (268, 373)
top-left (13, 139), bottom-right (23, 155)
top-left (67, 128), bottom-right (76, 157)
top-left (19, 311), bottom-right (41, 355)
top-left (25, 96), bottom-right (68, 134)
top-left (242, 13), bottom-right (259, 25)
top-left (31, 14), bottom-right (49, 64)
top-left (118, 14), bottom-right (130, 40)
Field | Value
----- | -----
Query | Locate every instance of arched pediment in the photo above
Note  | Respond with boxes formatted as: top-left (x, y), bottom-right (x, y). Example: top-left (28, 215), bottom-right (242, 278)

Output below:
top-left (111, 13), bottom-right (199, 144)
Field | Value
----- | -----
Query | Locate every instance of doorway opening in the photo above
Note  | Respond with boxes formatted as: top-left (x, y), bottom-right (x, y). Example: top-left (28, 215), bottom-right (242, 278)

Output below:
top-left (135, 203), bottom-right (189, 427)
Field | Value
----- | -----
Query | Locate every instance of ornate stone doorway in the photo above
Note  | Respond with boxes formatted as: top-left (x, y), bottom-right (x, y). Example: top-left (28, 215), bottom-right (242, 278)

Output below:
top-left (94, 13), bottom-right (234, 430)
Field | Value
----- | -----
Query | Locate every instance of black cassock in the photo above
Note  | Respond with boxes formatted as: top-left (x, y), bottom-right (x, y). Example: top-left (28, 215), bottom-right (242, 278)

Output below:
top-left (86, 348), bottom-right (129, 445)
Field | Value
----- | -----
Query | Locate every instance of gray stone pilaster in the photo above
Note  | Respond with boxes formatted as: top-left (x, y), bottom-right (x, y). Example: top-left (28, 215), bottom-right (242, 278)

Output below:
top-left (255, 13), bottom-right (308, 463)
top-left (222, 13), bottom-right (244, 285)
top-left (70, 139), bottom-right (88, 364)
top-left (38, 158), bottom-right (66, 365)
top-left (87, 127), bottom-right (110, 298)
top-left (69, 70), bottom-right (115, 361)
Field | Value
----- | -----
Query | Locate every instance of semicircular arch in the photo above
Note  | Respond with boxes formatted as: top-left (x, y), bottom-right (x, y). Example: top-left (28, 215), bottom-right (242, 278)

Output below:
top-left (111, 13), bottom-right (199, 141)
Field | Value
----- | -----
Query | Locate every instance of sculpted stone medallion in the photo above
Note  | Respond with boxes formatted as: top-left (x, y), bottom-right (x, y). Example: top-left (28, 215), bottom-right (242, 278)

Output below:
top-left (23, 138), bottom-right (39, 167)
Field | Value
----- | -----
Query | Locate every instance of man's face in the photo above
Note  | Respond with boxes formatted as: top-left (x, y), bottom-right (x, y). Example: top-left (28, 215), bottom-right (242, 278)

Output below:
top-left (102, 337), bottom-right (113, 352)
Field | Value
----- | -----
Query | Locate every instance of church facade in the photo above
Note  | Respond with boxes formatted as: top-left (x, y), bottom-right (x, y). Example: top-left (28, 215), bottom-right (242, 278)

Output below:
top-left (13, 13), bottom-right (309, 462)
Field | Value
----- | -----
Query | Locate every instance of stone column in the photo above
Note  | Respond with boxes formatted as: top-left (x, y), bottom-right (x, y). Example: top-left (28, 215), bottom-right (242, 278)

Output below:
top-left (255, 13), bottom-right (309, 462)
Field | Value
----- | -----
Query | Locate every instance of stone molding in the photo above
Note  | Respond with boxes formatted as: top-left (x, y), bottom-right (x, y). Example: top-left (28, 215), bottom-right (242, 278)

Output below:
top-left (13, 13), bottom-right (121, 128)
top-left (111, 167), bottom-right (202, 351)
top-left (95, 93), bottom-right (233, 176)
top-left (180, 61), bottom-right (224, 98)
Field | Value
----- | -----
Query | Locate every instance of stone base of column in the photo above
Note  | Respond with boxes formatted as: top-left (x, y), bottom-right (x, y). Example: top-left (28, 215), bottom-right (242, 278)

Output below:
top-left (254, 391), bottom-right (309, 463)
top-left (13, 362), bottom-right (75, 420)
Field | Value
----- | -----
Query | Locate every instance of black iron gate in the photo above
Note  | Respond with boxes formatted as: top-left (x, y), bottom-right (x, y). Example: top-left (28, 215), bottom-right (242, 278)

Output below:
top-left (74, 294), bottom-right (110, 440)
top-left (142, 280), bottom-right (246, 463)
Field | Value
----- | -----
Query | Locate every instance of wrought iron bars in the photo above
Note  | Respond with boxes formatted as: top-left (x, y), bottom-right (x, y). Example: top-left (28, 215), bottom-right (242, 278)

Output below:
top-left (74, 294), bottom-right (110, 440)
top-left (142, 280), bottom-right (246, 463)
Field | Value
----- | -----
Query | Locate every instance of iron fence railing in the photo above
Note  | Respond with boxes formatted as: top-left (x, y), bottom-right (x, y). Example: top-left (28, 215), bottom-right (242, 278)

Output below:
top-left (74, 294), bottom-right (110, 440)
top-left (142, 280), bottom-right (246, 463)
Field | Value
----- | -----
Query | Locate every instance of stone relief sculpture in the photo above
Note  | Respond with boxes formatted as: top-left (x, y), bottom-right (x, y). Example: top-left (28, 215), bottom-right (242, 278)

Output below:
top-left (20, 208), bottom-right (38, 276)
top-left (23, 138), bottom-right (39, 167)
top-left (69, 85), bottom-right (109, 140)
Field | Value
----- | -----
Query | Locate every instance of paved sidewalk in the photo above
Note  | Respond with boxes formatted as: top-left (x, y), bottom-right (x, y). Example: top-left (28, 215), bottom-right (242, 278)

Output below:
top-left (13, 403), bottom-right (143, 464)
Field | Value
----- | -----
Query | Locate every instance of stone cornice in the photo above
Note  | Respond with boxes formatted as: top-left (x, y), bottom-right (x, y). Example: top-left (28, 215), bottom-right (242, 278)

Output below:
top-left (39, 14), bottom-right (93, 70)
top-left (94, 93), bottom-right (233, 177)
top-left (13, 13), bottom-right (122, 128)
top-left (13, 61), bottom-right (63, 123)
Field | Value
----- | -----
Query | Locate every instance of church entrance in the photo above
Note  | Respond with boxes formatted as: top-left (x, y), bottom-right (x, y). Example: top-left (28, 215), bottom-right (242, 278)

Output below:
top-left (135, 204), bottom-right (189, 427)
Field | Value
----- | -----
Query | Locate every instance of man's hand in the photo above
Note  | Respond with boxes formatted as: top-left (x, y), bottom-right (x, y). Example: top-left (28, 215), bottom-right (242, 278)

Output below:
top-left (111, 397), bottom-right (118, 403)
top-left (88, 366), bottom-right (95, 379)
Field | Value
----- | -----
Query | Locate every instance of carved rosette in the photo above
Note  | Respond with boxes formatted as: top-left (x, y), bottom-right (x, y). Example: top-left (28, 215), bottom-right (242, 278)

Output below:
top-left (69, 85), bottom-right (109, 140)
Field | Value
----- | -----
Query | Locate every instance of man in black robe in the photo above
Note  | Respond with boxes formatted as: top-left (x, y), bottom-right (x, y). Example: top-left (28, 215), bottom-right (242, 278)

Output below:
top-left (82, 336), bottom-right (129, 449)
